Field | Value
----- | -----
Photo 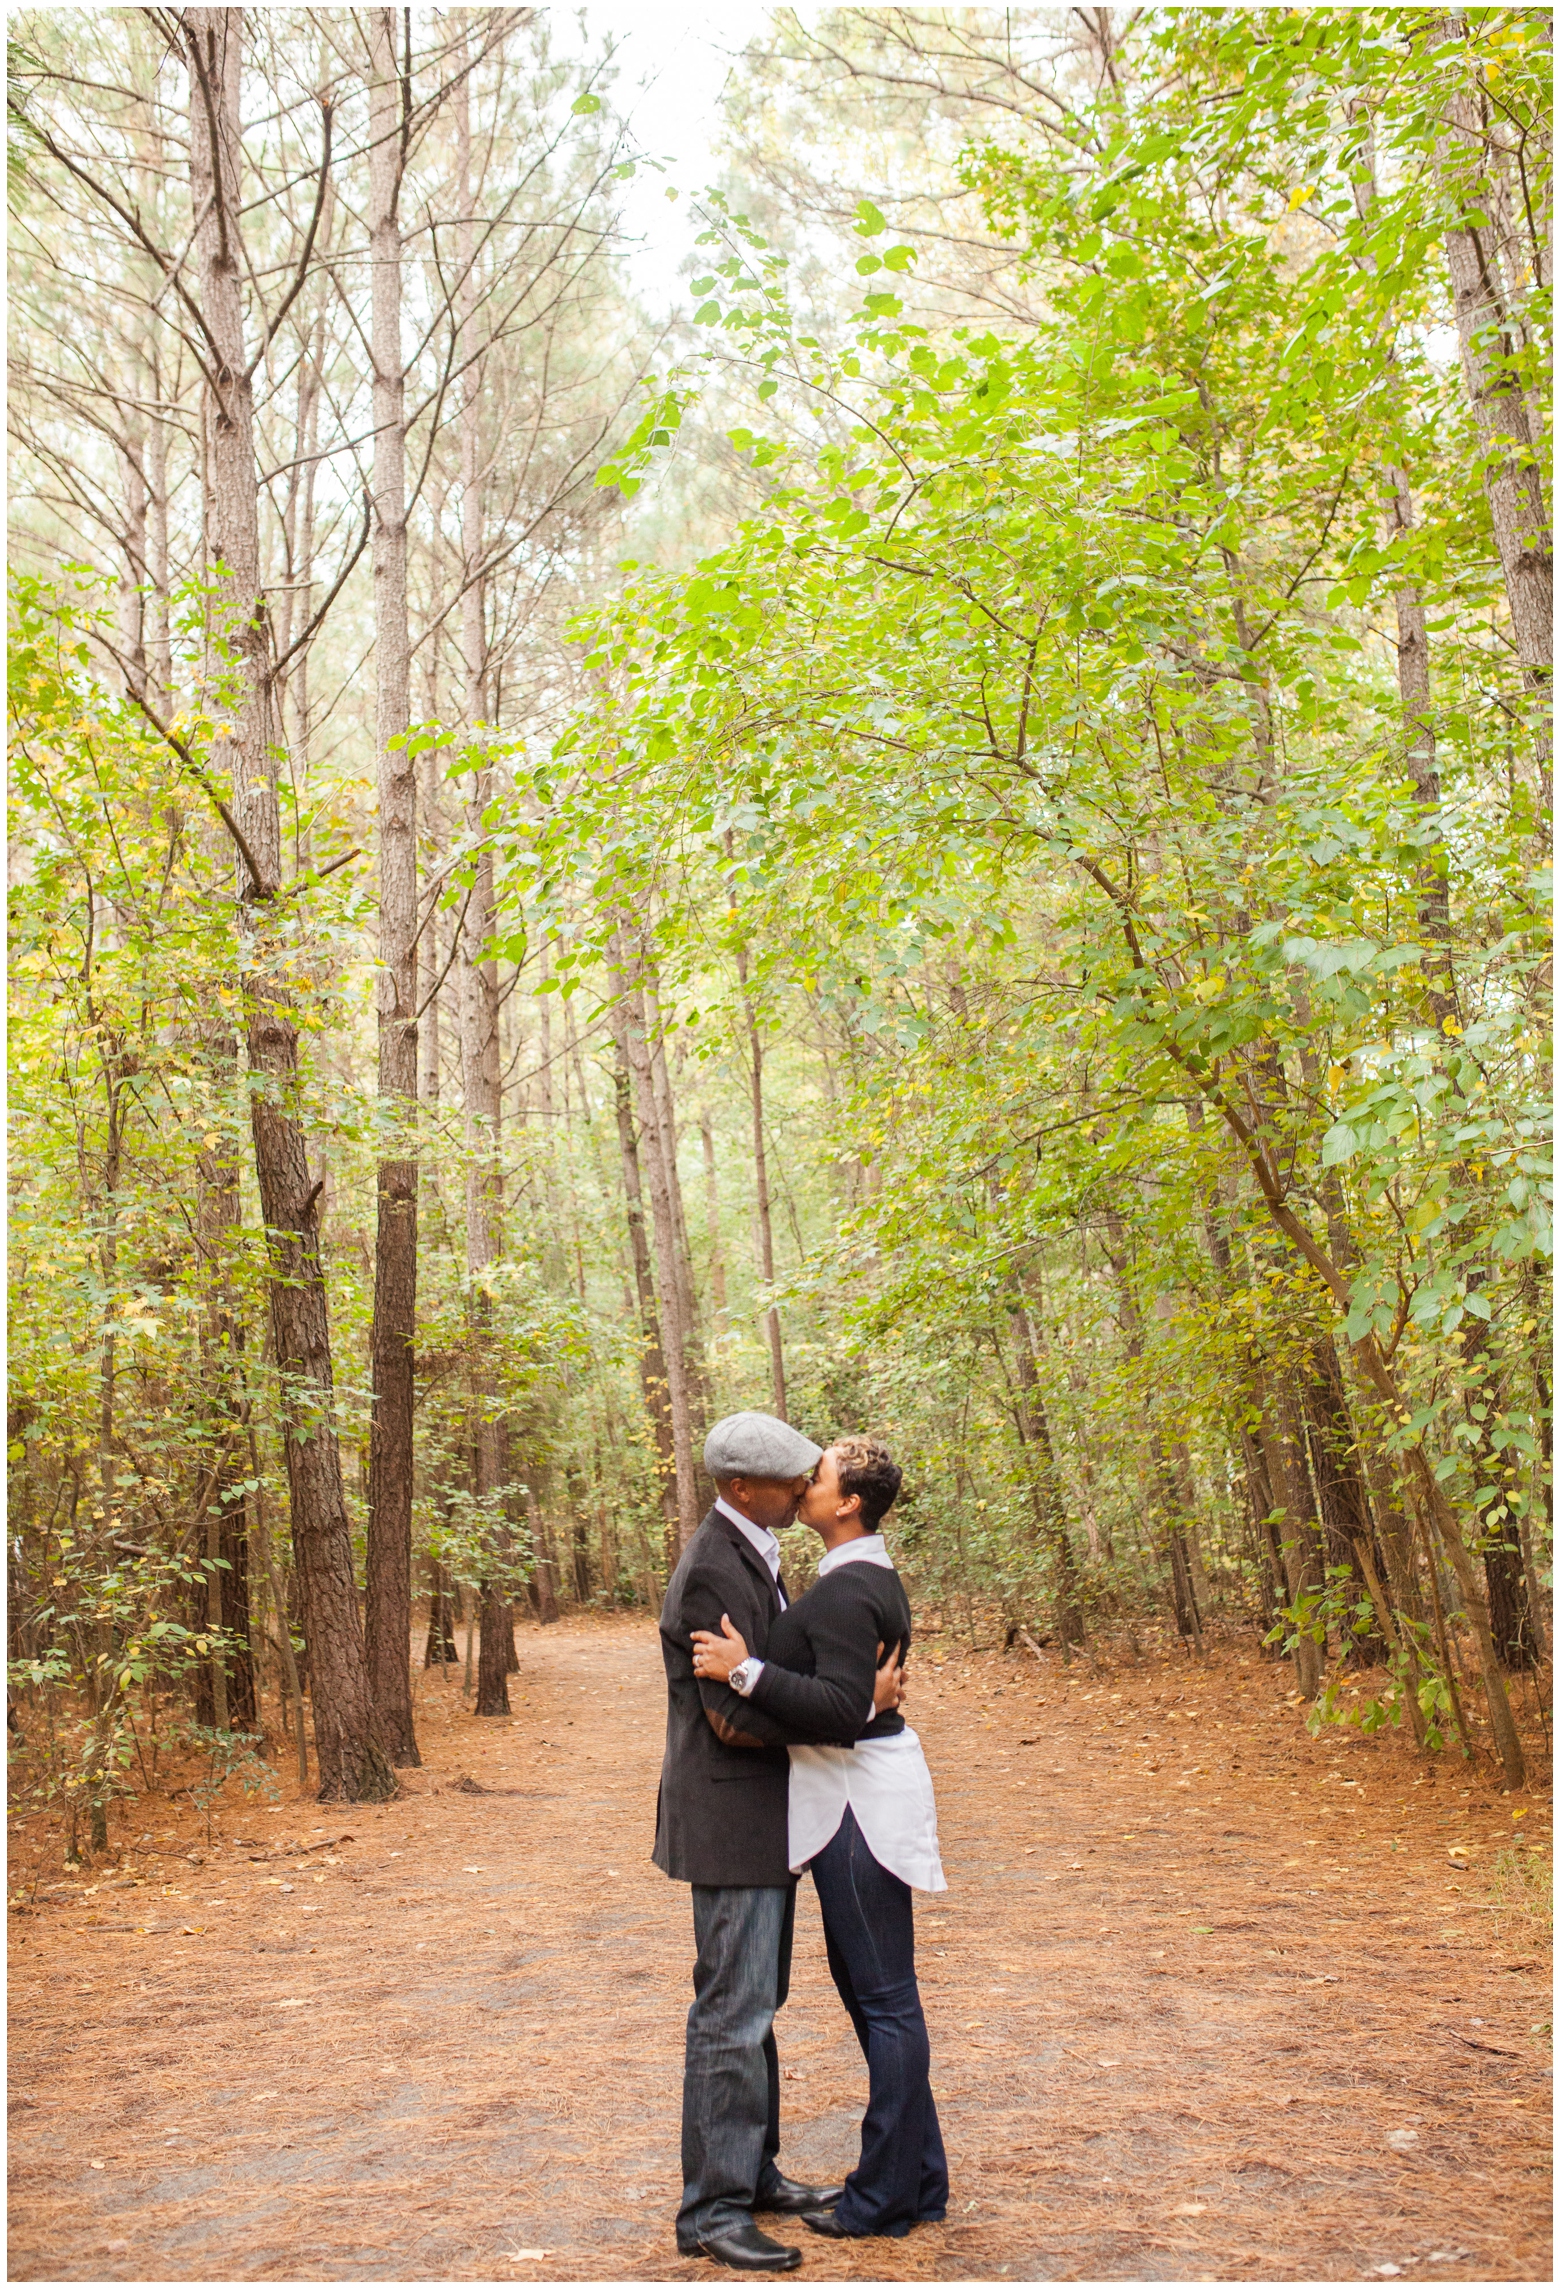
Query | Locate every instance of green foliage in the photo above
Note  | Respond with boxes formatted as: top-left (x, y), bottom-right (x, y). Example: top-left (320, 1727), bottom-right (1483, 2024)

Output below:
top-left (6, 10), bottom-right (1551, 1823)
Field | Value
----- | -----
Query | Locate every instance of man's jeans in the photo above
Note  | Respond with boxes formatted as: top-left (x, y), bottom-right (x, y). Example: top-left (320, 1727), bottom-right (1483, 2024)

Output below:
top-left (677, 1881), bottom-right (797, 2249)
top-left (810, 1806), bottom-right (948, 2236)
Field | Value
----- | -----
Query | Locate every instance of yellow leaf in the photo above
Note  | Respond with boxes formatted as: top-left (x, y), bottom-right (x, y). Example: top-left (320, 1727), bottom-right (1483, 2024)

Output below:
top-left (1288, 184), bottom-right (1314, 212)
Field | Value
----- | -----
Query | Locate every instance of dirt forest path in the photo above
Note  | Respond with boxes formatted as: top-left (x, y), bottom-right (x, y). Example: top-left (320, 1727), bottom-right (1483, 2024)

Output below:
top-left (9, 1615), bottom-right (1552, 2283)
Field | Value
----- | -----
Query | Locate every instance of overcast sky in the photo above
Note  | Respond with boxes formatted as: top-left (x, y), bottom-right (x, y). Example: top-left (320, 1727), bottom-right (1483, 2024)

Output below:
top-left (581, 2), bottom-right (785, 309)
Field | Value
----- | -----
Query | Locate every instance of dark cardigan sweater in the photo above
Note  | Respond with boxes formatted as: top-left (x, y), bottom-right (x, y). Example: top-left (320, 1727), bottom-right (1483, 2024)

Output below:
top-left (746, 1554), bottom-right (913, 1748)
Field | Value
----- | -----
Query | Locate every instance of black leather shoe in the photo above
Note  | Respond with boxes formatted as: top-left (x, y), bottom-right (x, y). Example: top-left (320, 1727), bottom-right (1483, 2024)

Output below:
top-left (695, 2221), bottom-right (803, 2271)
top-left (802, 2208), bottom-right (865, 2240)
top-left (756, 2172), bottom-right (846, 2214)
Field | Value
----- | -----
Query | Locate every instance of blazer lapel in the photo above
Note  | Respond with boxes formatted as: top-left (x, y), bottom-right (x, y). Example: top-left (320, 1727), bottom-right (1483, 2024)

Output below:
top-left (714, 1511), bottom-right (782, 1613)
top-left (741, 1541), bottom-right (783, 1615)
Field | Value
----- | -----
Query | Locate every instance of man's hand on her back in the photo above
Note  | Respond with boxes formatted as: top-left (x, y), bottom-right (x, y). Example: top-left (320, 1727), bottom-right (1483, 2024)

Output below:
top-left (873, 1639), bottom-right (906, 1715)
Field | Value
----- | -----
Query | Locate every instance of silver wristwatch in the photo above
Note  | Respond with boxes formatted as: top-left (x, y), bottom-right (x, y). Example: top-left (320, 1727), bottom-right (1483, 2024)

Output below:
top-left (728, 1658), bottom-right (757, 1696)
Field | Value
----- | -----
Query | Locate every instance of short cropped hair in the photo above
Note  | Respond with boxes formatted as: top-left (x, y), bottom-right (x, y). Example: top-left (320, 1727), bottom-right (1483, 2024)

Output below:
top-left (833, 1435), bottom-right (902, 1529)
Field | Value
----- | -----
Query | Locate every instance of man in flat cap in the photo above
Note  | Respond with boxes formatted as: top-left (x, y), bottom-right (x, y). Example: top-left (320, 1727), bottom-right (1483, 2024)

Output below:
top-left (653, 1411), bottom-right (901, 2271)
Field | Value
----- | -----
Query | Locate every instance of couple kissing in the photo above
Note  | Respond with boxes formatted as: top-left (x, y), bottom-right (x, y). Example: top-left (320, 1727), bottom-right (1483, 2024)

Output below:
top-left (652, 1410), bottom-right (948, 2270)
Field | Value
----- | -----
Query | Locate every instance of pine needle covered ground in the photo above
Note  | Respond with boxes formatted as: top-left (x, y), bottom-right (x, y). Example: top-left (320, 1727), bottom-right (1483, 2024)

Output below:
top-left (9, 1614), bottom-right (1552, 2283)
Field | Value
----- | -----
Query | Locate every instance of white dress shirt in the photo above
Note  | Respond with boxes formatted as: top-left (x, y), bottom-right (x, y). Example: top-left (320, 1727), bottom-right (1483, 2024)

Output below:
top-left (714, 1494), bottom-right (787, 1607)
top-left (735, 1533), bottom-right (947, 1894)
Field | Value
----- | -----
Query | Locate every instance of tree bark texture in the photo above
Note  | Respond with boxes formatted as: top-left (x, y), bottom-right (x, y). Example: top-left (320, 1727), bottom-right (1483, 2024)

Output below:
top-left (194, 1032), bottom-right (254, 1729)
top-left (743, 986), bottom-right (787, 1420)
top-left (187, 6), bottom-right (392, 1803)
top-left (423, 1559), bottom-right (459, 1669)
top-left (610, 1030), bottom-right (681, 1548)
top-left (1437, 15), bottom-right (1552, 781)
top-left (1457, 1279), bottom-right (1538, 1669)
top-left (448, 46), bottom-right (512, 1716)
top-left (642, 967), bottom-right (712, 1451)
top-left (1103, 1206), bottom-right (1202, 1653)
top-left (699, 1108), bottom-right (728, 1314)
top-left (1346, 100), bottom-right (1456, 1019)
top-left (612, 947), bottom-right (700, 1547)
top-left (1008, 1300), bottom-right (1086, 1647)
top-left (364, 5), bottom-right (420, 1768)
top-left (1250, 1372), bottom-right (1324, 1699)
top-left (525, 1485), bottom-right (561, 1625)
top-left (1300, 1339), bottom-right (1390, 1665)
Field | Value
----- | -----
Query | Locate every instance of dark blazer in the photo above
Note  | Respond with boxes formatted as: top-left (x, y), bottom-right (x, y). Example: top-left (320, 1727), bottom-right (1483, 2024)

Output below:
top-left (652, 1506), bottom-right (809, 1887)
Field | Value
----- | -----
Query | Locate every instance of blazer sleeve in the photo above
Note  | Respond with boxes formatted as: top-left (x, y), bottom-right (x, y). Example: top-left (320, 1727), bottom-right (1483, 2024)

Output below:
top-left (745, 1585), bottom-right (879, 1745)
top-left (677, 1551), bottom-right (796, 1751)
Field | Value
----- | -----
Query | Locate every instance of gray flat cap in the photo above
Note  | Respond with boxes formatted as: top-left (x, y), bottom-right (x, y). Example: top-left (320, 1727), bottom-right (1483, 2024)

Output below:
top-left (704, 1411), bottom-right (823, 1481)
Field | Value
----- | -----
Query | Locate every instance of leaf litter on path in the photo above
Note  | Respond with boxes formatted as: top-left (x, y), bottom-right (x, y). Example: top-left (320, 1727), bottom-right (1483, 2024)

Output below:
top-left (7, 1613), bottom-right (1552, 2281)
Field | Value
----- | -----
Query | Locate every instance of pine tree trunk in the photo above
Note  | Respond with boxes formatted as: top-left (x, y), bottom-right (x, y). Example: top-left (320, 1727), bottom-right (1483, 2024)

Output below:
top-left (612, 947), bottom-right (700, 1546)
top-left (736, 954), bottom-right (787, 1417)
top-left (363, 6), bottom-right (421, 1769)
top-left (1301, 1338), bottom-right (1389, 1664)
top-left (195, 1026), bottom-right (254, 1727)
top-left (1250, 1373), bottom-right (1324, 1698)
top-left (463, 807), bottom-right (509, 1719)
top-left (749, 1036), bottom-right (787, 1418)
top-left (699, 1108), bottom-right (728, 1313)
top-left (1436, 14), bottom-right (1553, 790)
top-left (145, 382), bottom-right (173, 713)
top-left (1346, 99), bottom-right (1458, 1024)
top-left (1008, 1299), bottom-right (1085, 1646)
top-left (525, 1487), bottom-right (561, 1625)
top-left (447, 51), bottom-right (513, 1719)
top-left (643, 968), bottom-right (712, 1450)
top-left (419, 744), bottom-right (444, 1106)
top-left (1239, 1426), bottom-right (1283, 1639)
top-left (422, 1560), bottom-right (458, 1668)
top-left (1103, 1205), bottom-right (1202, 1653)
top-left (609, 1025), bottom-right (681, 1549)
top-left (1458, 1280), bottom-right (1537, 1669)
top-left (185, 6), bottom-right (391, 1803)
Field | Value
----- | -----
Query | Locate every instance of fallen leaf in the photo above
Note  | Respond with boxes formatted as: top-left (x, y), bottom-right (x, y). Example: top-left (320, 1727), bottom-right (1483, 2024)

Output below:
top-left (1171, 2202), bottom-right (1207, 2217)
top-left (89, 2161), bottom-right (105, 2171)
top-left (273, 1999), bottom-right (308, 2009)
top-left (501, 2251), bottom-right (551, 2263)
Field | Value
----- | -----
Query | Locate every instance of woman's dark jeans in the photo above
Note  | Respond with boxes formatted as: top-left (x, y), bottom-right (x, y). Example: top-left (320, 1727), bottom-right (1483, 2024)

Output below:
top-left (809, 1806), bottom-right (948, 2236)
